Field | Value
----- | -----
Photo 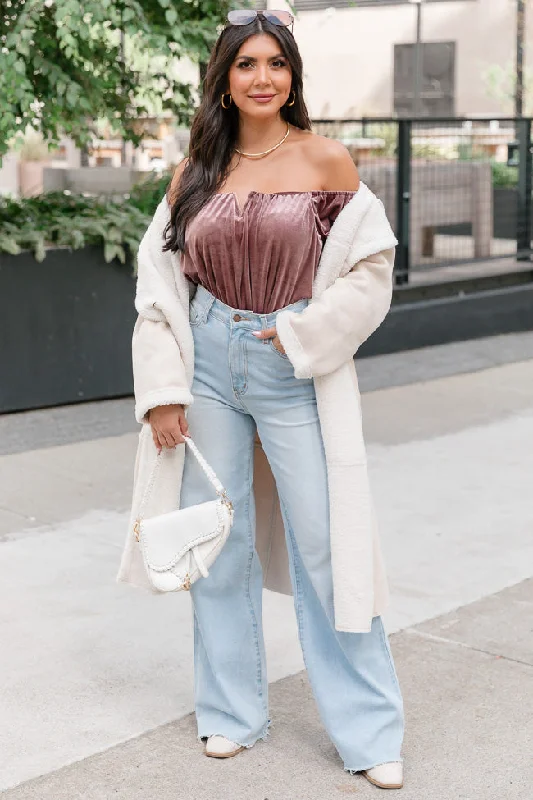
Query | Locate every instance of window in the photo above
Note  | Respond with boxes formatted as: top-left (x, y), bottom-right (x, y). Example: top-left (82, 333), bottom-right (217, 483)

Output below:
top-left (394, 41), bottom-right (455, 116)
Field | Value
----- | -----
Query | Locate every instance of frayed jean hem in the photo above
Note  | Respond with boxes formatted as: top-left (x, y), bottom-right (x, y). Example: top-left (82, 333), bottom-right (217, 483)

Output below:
top-left (197, 718), bottom-right (272, 750)
top-left (344, 755), bottom-right (403, 774)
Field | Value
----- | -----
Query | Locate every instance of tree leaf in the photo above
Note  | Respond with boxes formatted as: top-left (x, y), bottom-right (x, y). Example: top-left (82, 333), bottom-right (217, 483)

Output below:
top-left (103, 241), bottom-right (116, 263)
top-left (165, 8), bottom-right (178, 26)
top-left (34, 238), bottom-right (46, 262)
top-left (0, 0), bottom-right (233, 157)
top-left (0, 236), bottom-right (22, 255)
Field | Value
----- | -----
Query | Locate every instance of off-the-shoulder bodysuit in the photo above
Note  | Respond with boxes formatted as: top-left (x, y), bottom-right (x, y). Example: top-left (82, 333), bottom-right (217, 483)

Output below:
top-left (181, 190), bottom-right (357, 314)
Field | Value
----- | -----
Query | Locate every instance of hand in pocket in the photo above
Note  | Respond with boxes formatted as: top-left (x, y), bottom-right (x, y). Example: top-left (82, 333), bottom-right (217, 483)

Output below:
top-left (252, 326), bottom-right (286, 355)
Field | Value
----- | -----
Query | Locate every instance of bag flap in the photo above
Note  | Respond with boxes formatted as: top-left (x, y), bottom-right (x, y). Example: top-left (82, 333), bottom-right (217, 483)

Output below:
top-left (140, 500), bottom-right (226, 571)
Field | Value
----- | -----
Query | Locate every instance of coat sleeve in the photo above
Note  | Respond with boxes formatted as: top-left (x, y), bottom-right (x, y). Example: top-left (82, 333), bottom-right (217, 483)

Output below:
top-left (132, 197), bottom-right (194, 423)
top-left (275, 247), bottom-right (395, 380)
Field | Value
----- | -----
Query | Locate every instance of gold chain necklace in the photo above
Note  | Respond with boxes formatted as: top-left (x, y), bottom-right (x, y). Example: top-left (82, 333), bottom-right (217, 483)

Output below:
top-left (235, 123), bottom-right (290, 159)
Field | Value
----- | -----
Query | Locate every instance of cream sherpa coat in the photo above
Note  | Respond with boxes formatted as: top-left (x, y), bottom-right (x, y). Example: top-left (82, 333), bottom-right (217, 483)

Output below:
top-left (117, 181), bottom-right (397, 633)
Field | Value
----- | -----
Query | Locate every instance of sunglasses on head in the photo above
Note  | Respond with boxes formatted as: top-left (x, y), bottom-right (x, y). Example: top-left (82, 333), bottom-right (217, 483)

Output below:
top-left (227, 9), bottom-right (294, 33)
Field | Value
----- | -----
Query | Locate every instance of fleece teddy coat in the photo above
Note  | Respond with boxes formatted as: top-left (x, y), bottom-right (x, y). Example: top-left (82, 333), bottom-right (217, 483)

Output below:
top-left (116, 181), bottom-right (398, 634)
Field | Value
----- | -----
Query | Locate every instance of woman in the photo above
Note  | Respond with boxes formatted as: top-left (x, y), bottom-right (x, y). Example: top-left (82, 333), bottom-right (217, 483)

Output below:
top-left (118, 9), bottom-right (404, 790)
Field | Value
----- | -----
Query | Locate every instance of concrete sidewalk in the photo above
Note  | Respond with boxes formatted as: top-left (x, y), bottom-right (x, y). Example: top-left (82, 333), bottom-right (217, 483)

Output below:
top-left (4, 578), bottom-right (532, 799)
top-left (1, 332), bottom-right (532, 797)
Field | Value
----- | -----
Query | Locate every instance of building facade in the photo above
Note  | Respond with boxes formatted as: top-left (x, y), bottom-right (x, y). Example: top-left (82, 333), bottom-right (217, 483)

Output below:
top-left (267, 0), bottom-right (529, 118)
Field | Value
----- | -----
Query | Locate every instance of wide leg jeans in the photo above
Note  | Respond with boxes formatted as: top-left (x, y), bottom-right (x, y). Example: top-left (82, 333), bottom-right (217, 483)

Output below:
top-left (179, 284), bottom-right (404, 772)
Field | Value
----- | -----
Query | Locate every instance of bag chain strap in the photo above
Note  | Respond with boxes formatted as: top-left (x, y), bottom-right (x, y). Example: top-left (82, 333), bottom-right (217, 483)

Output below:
top-left (134, 436), bottom-right (233, 542)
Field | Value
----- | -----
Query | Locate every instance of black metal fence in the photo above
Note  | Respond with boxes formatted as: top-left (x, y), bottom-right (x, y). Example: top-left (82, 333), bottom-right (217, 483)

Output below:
top-left (312, 117), bottom-right (533, 286)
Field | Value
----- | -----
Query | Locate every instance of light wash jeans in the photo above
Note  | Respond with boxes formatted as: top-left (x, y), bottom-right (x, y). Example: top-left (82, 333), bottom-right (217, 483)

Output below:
top-left (179, 283), bottom-right (404, 772)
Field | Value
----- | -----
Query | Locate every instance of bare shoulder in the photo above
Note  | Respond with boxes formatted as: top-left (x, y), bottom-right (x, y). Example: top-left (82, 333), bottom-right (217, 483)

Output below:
top-left (167, 157), bottom-right (189, 204)
top-left (302, 132), bottom-right (360, 191)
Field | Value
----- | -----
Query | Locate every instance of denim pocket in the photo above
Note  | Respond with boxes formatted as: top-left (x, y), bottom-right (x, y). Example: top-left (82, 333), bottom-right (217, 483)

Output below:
top-left (268, 338), bottom-right (290, 360)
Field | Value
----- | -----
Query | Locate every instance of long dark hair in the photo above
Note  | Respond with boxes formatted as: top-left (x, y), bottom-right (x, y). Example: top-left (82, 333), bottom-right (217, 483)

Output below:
top-left (163, 17), bottom-right (312, 254)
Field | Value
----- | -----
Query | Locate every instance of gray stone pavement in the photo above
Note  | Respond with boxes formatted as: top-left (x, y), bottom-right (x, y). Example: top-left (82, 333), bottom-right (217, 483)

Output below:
top-left (4, 579), bottom-right (532, 800)
top-left (1, 331), bottom-right (533, 797)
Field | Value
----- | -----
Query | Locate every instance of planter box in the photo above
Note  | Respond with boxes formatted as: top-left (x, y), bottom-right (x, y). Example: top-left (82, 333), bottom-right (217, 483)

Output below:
top-left (361, 160), bottom-right (493, 260)
top-left (0, 247), bottom-right (136, 413)
top-left (0, 152), bottom-right (19, 196)
top-left (493, 187), bottom-right (518, 240)
top-left (436, 187), bottom-right (520, 240)
top-left (43, 166), bottom-right (151, 194)
top-left (19, 160), bottom-right (52, 198)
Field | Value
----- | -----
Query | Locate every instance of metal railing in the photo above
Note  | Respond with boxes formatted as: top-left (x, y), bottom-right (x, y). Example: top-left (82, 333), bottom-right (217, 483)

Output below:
top-left (312, 117), bottom-right (533, 286)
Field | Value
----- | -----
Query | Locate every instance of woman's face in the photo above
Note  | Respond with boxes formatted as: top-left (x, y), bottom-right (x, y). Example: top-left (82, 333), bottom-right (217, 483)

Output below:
top-left (226, 33), bottom-right (292, 117)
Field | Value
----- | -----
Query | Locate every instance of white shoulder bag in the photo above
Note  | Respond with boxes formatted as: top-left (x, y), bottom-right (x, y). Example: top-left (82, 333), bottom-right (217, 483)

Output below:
top-left (133, 437), bottom-right (234, 592)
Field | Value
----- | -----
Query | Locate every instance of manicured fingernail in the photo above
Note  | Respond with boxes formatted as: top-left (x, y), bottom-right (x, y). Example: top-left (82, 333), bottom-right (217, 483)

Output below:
top-left (252, 332), bottom-right (261, 337)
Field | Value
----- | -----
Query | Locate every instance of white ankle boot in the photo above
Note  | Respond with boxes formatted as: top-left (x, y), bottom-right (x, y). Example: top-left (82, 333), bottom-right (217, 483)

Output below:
top-left (204, 735), bottom-right (246, 759)
top-left (361, 761), bottom-right (403, 789)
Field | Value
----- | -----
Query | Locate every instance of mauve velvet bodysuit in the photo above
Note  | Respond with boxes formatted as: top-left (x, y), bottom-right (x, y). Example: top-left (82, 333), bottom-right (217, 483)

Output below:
top-left (181, 190), bottom-right (357, 314)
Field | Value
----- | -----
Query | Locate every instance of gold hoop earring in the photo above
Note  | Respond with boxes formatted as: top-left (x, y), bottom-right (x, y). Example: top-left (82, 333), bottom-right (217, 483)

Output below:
top-left (221, 92), bottom-right (233, 109)
top-left (285, 90), bottom-right (296, 107)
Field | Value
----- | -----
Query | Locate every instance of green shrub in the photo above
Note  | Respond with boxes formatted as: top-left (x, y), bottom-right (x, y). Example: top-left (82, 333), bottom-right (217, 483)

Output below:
top-left (0, 169), bottom-right (173, 269)
top-left (491, 160), bottom-right (518, 188)
top-left (128, 170), bottom-right (173, 216)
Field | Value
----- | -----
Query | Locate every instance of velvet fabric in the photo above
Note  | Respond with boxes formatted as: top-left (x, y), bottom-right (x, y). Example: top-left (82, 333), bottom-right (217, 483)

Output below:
top-left (181, 190), bottom-right (357, 314)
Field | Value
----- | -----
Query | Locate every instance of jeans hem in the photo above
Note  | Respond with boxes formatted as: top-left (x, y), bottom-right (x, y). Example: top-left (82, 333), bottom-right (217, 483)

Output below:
top-left (198, 718), bottom-right (272, 749)
top-left (343, 756), bottom-right (403, 774)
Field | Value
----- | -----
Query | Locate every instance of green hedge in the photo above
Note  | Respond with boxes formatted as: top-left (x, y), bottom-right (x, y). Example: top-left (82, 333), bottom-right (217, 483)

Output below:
top-left (491, 160), bottom-right (518, 189)
top-left (0, 170), bottom-right (171, 269)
